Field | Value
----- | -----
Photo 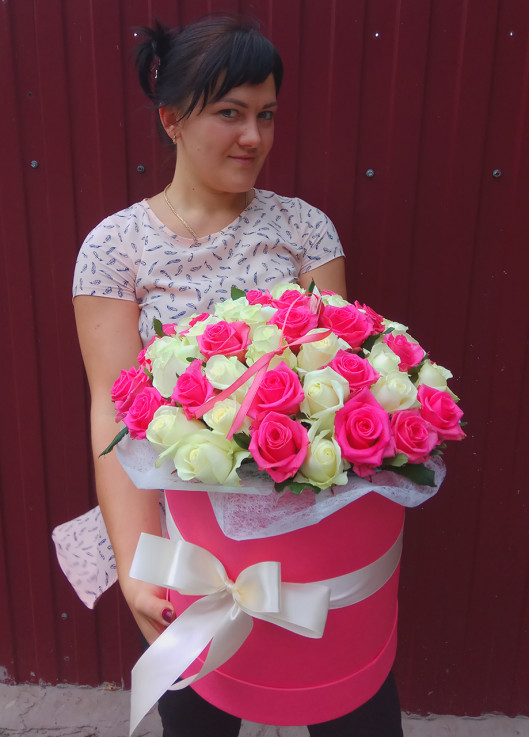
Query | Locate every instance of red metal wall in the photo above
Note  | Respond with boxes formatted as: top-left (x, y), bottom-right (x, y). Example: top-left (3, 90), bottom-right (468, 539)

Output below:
top-left (1, 0), bottom-right (527, 716)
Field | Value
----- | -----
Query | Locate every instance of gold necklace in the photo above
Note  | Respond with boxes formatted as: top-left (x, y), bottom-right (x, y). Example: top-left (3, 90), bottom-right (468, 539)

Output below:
top-left (163, 184), bottom-right (249, 240)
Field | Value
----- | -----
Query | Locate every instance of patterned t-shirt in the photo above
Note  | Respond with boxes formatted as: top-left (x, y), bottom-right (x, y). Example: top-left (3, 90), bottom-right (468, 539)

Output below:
top-left (73, 188), bottom-right (344, 346)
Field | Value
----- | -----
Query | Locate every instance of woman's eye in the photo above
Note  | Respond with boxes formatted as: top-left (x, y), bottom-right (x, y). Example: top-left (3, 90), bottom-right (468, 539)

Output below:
top-left (258, 110), bottom-right (274, 121)
top-left (219, 109), bottom-right (238, 119)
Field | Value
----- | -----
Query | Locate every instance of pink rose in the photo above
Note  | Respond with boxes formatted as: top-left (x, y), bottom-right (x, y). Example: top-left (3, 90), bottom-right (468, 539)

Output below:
top-left (354, 301), bottom-right (385, 334)
top-left (248, 361), bottom-right (305, 419)
top-left (111, 366), bottom-right (150, 422)
top-left (319, 305), bottom-right (372, 351)
top-left (390, 409), bottom-right (439, 463)
top-left (188, 313), bottom-right (210, 327)
top-left (383, 334), bottom-right (425, 371)
top-left (179, 313), bottom-right (210, 336)
top-left (171, 359), bottom-right (215, 420)
top-left (249, 412), bottom-right (309, 483)
top-left (268, 306), bottom-right (319, 344)
top-left (334, 388), bottom-right (395, 477)
top-left (137, 334), bottom-right (157, 369)
top-left (162, 323), bottom-right (177, 336)
top-left (137, 347), bottom-right (152, 369)
top-left (123, 386), bottom-right (166, 439)
top-left (418, 385), bottom-right (466, 441)
top-left (246, 290), bottom-right (274, 306)
top-left (197, 321), bottom-right (250, 361)
top-left (327, 350), bottom-right (380, 391)
top-left (272, 289), bottom-right (311, 310)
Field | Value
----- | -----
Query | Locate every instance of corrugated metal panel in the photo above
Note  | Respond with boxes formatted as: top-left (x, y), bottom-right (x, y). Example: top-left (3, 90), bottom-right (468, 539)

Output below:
top-left (0, 0), bottom-right (527, 716)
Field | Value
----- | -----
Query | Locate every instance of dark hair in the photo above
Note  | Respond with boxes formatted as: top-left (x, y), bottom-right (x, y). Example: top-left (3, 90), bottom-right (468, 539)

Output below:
top-left (134, 14), bottom-right (283, 123)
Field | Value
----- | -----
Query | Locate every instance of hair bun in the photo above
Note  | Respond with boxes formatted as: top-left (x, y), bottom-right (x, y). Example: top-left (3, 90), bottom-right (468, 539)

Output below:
top-left (148, 18), bottom-right (173, 60)
top-left (133, 18), bottom-right (174, 101)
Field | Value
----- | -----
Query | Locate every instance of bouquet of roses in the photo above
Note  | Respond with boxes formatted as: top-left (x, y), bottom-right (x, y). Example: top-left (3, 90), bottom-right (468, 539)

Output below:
top-left (102, 283), bottom-right (465, 493)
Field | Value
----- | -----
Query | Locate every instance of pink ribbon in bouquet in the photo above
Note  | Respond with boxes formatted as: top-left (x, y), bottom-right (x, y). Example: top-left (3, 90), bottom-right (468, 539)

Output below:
top-left (191, 287), bottom-right (330, 440)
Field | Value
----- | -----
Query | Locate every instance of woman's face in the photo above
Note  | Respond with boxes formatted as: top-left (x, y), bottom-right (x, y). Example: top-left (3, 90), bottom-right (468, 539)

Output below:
top-left (173, 74), bottom-right (277, 195)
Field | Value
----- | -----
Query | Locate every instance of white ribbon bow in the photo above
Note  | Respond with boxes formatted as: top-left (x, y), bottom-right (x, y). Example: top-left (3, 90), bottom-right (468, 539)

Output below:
top-left (129, 535), bottom-right (331, 735)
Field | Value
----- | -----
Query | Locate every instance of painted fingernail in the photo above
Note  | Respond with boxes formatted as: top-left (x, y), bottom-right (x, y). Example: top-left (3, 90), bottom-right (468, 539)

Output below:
top-left (162, 608), bottom-right (174, 624)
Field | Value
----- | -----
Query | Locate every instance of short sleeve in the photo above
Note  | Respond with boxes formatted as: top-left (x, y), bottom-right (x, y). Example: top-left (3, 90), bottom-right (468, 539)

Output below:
top-left (72, 208), bottom-right (139, 302)
top-left (295, 199), bottom-right (345, 275)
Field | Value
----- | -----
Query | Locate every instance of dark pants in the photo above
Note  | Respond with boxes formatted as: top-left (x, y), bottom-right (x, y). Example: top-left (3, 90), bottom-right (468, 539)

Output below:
top-left (158, 671), bottom-right (403, 737)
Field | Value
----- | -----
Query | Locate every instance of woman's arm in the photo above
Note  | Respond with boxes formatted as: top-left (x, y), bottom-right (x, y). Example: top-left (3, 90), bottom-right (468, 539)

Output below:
top-left (298, 256), bottom-right (348, 299)
top-left (74, 295), bottom-right (174, 642)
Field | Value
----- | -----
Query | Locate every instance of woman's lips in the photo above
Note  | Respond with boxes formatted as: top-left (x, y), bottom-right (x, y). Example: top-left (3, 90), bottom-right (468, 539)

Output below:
top-left (229, 155), bottom-right (256, 165)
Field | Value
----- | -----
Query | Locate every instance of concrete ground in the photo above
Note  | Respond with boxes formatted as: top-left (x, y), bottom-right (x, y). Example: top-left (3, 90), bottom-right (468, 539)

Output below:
top-left (0, 684), bottom-right (527, 736)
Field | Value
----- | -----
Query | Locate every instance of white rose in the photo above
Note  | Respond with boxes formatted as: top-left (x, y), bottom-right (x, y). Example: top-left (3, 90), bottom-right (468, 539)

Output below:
top-left (146, 406), bottom-right (204, 456)
top-left (146, 336), bottom-right (201, 397)
top-left (162, 429), bottom-right (250, 485)
top-left (296, 427), bottom-right (349, 489)
top-left (300, 367), bottom-right (350, 430)
top-left (370, 370), bottom-right (418, 412)
top-left (321, 293), bottom-right (349, 307)
top-left (178, 333), bottom-right (201, 355)
top-left (249, 304), bottom-right (277, 328)
top-left (245, 324), bottom-right (297, 369)
top-left (270, 282), bottom-right (304, 299)
top-left (416, 361), bottom-right (459, 400)
top-left (203, 397), bottom-right (251, 436)
top-left (366, 342), bottom-right (401, 376)
top-left (263, 351), bottom-right (298, 371)
top-left (204, 355), bottom-right (252, 402)
top-left (246, 323), bottom-right (281, 354)
top-left (382, 318), bottom-right (408, 332)
top-left (214, 299), bottom-right (273, 327)
top-left (297, 328), bottom-right (350, 374)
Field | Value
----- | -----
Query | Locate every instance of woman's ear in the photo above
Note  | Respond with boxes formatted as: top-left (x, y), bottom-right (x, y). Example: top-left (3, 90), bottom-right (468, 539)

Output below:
top-left (159, 107), bottom-right (180, 144)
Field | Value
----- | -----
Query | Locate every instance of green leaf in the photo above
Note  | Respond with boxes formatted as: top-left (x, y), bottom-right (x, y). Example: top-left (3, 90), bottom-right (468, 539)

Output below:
top-left (231, 286), bottom-right (246, 300)
top-left (274, 479), bottom-right (322, 495)
top-left (233, 432), bottom-right (250, 450)
top-left (384, 453), bottom-right (409, 468)
top-left (99, 426), bottom-right (129, 457)
top-left (407, 356), bottom-right (428, 382)
top-left (361, 334), bottom-right (379, 352)
top-left (387, 463), bottom-right (436, 487)
top-left (383, 327), bottom-right (395, 334)
top-left (153, 318), bottom-right (165, 337)
top-left (307, 280), bottom-right (316, 294)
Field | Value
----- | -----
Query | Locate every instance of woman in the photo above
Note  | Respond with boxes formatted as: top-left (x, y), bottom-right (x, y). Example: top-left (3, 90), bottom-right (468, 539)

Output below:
top-left (73, 14), bottom-right (403, 737)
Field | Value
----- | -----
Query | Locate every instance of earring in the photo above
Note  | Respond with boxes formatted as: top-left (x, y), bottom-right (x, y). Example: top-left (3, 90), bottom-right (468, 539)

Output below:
top-left (172, 134), bottom-right (176, 144)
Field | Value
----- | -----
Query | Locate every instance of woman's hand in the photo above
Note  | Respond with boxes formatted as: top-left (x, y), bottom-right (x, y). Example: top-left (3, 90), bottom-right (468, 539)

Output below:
top-left (120, 576), bottom-right (175, 645)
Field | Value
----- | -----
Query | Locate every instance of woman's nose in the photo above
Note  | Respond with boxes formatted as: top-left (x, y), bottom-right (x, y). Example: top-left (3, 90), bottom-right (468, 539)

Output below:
top-left (239, 119), bottom-right (260, 147)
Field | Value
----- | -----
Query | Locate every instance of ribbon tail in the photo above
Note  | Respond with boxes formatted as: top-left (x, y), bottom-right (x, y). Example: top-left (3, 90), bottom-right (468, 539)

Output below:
top-left (129, 593), bottom-right (233, 736)
top-left (169, 604), bottom-right (253, 689)
top-left (226, 363), bottom-right (268, 440)
top-left (192, 351), bottom-right (272, 419)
